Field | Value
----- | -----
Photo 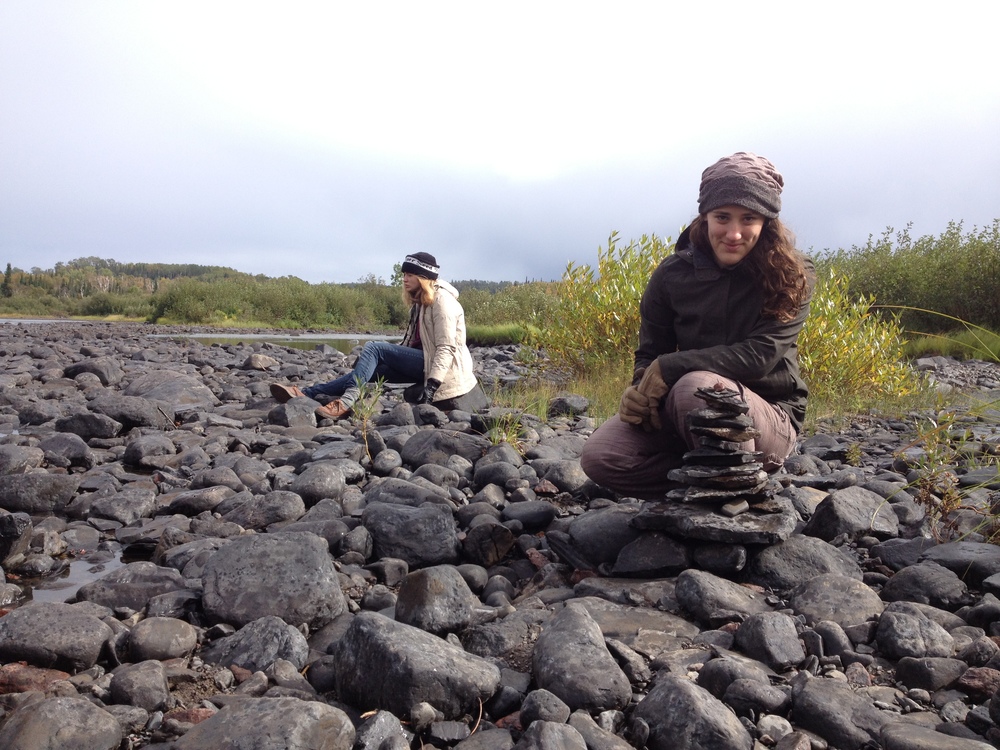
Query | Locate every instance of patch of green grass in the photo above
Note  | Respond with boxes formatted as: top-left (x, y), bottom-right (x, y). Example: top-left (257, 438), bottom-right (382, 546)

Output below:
top-left (466, 323), bottom-right (533, 346)
top-left (903, 327), bottom-right (1000, 362)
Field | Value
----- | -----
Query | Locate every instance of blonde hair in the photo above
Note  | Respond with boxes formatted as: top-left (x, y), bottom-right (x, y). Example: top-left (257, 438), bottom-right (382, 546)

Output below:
top-left (402, 276), bottom-right (437, 307)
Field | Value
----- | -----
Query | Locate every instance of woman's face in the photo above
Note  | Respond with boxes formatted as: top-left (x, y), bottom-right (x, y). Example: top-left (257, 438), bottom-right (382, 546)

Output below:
top-left (705, 205), bottom-right (766, 267)
top-left (402, 272), bottom-right (422, 293)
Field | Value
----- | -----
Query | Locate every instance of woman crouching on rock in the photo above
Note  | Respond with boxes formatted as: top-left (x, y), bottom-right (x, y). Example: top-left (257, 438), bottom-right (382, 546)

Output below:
top-left (581, 152), bottom-right (815, 499)
top-left (271, 252), bottom-right (488, 420)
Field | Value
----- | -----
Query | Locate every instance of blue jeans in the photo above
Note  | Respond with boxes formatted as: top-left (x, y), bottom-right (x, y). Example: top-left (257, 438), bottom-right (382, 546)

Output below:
top-left (303, 341), bottom-right (424, 399)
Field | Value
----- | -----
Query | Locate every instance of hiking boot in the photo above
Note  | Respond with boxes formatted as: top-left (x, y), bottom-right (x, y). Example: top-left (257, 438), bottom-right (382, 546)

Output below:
top-left (316, 400), bottom-right (351, 420)
top-left (270, 383), bottom-right (306, 403)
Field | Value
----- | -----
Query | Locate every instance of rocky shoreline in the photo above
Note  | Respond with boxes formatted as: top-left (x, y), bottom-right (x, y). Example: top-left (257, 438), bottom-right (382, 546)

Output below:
top-left (1, 321), bottom-right (1000, 750)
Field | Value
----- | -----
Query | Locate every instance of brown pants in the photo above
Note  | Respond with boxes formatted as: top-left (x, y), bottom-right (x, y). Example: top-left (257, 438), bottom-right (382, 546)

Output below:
top-left (580, 370), bottom-right (797, 499)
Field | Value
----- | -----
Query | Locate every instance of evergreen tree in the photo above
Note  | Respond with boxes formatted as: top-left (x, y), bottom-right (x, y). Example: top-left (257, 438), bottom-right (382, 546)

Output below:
top-left (1, 263), bottom-right (11, 297)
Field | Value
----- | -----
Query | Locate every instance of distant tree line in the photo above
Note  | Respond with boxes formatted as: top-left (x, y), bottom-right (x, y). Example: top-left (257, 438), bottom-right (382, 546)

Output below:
top-left (0, 256), bottom-right (557, 329)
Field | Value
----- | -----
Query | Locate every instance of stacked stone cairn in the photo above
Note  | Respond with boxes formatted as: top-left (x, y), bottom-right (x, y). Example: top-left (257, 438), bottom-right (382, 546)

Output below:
top-left (630, 383), bottom-right (799, 573)
top-left (667, 383), bottom-right (776, 516)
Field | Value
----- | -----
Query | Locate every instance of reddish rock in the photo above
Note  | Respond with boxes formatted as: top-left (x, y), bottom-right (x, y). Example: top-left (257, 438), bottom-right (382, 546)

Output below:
top-left (955, 666), bottom-right (1000, 701)
top-left (0, 662), bottom-right (71, 694)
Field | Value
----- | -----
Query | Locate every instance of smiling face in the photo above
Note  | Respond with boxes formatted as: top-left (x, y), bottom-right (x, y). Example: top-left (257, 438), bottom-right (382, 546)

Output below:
top-left (705, 204), bottom-right (766, 267)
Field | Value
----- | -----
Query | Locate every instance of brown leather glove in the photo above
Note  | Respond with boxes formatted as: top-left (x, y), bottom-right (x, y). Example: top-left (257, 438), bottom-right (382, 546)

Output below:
top-left (619, 385), bottom-right (651, 426)
top-left (635, 358), bottom-right (670, 430)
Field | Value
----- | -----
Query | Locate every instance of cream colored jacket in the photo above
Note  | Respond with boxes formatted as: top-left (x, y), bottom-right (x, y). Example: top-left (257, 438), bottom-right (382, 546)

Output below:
top-left (418, 280), bottom-right (478, 401)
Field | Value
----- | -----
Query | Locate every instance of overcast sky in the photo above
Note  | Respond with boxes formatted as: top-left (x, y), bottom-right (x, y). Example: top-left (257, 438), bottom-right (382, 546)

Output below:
top-left (2, 2), bottom-right (998, 284)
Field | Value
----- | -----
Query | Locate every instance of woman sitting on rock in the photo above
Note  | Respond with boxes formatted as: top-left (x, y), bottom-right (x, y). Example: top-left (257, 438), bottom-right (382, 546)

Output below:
top-left (580, 152), bottom-right (815, 499)
top-left (271, 252), bottom-right (488, 420)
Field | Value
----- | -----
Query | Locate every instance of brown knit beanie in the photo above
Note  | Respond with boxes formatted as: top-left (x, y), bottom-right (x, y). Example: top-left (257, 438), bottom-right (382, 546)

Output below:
top-left (698, 152), bottom-right (783, 219)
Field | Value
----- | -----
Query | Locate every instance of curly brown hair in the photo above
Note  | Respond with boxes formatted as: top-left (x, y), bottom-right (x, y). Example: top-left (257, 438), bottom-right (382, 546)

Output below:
top-left (689, 215), bottom-right (811, 321)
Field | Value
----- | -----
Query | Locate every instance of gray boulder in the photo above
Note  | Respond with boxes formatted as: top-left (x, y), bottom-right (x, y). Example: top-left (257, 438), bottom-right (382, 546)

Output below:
top-left (399, 429), bottom-right (492, 468)
top-left (0, 601), bottom-right (112, 671)
top-left (512, 721), bottom-right (587, 749)
top-left (171, 696), bottom-right (355, 750)
top-left (743, 534), bottom-right (863, 594)
top-left (0, 473), bottom-right (80, 514)
top-left (201, 532), bottom-right (346, 629)
top-left (109, 659), bottom-right (171, 712)
top-left (395, 565), bottom-right (496, 635)
top-left (881, 561), bottom-right (972, 610)
top-left (53, 411), bottom-right (122, 440)
top-left (332, 612), bottom-right (500, 720)
top-left (734, 612), bottom-right (806, 672)
top-left (123, 370), bottom-right (220, 413)
top-left (89, 392), bottom-right (175, 430)
top-left (362, 502), bottom-right (460, 568)
top-left (201, 615), bottom-right (310, 672)
top-left (64, 356), bottom-right (124, 385)
top-left (0, 696), bottom-right (122, 750)
top-left (76, 561), bottom-right (188, 611)
top-left (631, 673), bottom-right (753, 750)
top-left (788, 574), bottom-right (885, 628)
top-left (532, 602), bottom-right (631, 712)
top-left (875, 609), bottom-right (955, 659)
top-left (675, 568), bottom-right (773, 627)
top-left (789, 674), bottom-right (888, 750)
top-left (802, 486), bottom-right (899, 541)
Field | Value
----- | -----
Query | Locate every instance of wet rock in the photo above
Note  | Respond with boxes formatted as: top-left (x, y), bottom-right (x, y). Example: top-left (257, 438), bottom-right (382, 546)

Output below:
top-left (76, 561), bottom-right (189, 611)
top-left (0, 511), bottom-right (32, 566)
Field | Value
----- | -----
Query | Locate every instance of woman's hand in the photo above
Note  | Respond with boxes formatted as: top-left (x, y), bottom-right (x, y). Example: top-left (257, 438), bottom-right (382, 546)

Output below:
top-left (635, 359), bottom-right (670, 430)
top-left (619, 385), bottom-right (653, 426)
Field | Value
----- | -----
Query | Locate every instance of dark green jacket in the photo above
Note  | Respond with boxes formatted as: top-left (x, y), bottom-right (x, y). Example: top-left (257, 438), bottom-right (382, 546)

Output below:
top-left (635, 227), bottom-right (814, 431)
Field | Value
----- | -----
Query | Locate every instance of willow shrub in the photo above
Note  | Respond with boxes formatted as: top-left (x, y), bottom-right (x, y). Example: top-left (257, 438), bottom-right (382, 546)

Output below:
top-left (537, 232), bottom-right (674, 373)
top-left (822, 220), bottom-right (1000, 332)
top-left (463, 282), bottom-right (559, 328)
top-left (798, 268), bottom-right (920, 406)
